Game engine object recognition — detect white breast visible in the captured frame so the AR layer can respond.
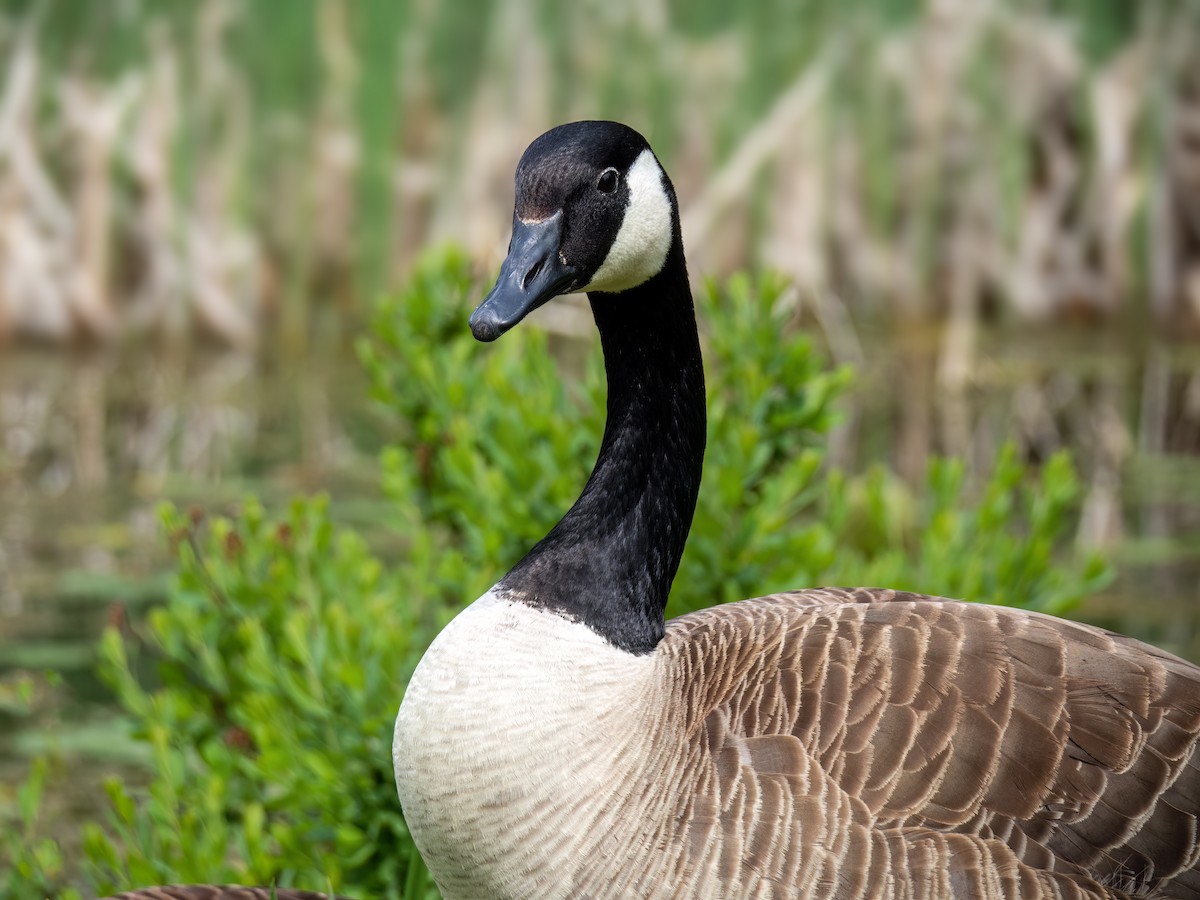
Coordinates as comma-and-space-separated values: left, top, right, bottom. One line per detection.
393, 590, 680, 900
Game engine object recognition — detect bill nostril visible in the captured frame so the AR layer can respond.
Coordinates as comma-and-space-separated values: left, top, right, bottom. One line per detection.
522, 259, 545, 291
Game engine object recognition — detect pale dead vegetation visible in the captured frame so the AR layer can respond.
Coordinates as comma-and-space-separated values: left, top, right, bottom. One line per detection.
0, 0, 1195, 347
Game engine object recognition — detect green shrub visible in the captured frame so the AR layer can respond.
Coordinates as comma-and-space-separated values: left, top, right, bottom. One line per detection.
1, 750, 83, 900
2, 248, 1108, 898
362, 251, 1109, 618
680, 276, 1109, 616
83, 497, 441, 899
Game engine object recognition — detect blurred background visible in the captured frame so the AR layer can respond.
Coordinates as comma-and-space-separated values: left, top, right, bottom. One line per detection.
0, 0, 1198, 889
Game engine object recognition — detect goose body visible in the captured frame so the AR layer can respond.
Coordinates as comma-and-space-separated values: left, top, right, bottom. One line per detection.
393, 121, 1200, 899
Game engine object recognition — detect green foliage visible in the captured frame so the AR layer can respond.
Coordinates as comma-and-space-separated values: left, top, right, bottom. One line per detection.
819, 449, 1111, 614
680, 273, 852, 609
683, 270, 1108, 613
359, 248, 607, 595
1, 672, 82, 900
83, 497, 440, 899
363, 251, 1109, 619
1, 752, 83, 900
3, 249, 1108, 897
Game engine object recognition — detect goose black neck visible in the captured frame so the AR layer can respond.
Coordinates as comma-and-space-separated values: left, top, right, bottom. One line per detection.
499, 243, 705, 654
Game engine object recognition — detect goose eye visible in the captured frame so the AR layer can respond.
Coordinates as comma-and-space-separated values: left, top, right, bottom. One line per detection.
597, 168, 619, 194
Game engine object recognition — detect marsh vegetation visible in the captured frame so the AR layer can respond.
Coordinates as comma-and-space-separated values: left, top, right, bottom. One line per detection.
1, 1, 1198, 896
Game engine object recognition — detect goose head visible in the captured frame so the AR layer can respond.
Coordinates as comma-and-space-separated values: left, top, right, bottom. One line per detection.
470, 120, 679, 342
461, 121, 703, 656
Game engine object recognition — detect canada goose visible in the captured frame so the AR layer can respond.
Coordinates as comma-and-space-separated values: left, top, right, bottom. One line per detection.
392, 121, 1200, 900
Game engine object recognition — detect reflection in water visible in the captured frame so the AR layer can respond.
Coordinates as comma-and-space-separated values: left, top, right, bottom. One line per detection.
0, 346, 378, 727
831, 324, 1200, 660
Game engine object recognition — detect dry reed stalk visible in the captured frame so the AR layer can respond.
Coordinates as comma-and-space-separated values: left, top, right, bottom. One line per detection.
71, 355, 109, 488
0, 27, 72, 340
1179, 373, 1200, 453
1169, 64, 1200, 327
309, 0, 360, 288
125, 25, 186, 340
680, 56, 831, 272
0, 2, 1196, 344
182, 0, 259, 348
1076, 377, 1130, 548
437, 0, 551, 268
60, 74, 138, 340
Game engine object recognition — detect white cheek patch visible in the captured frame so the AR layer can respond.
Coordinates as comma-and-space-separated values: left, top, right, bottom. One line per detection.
581, 149, 672, 294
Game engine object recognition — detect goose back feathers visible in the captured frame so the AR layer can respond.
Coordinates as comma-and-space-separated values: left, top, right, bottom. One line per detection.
396, 585, 1200, 899
388, 119, 1200, 899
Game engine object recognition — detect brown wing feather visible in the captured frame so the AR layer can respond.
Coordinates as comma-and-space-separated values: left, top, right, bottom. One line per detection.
663, 587, 1200, 899
103, 887, 349, 900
